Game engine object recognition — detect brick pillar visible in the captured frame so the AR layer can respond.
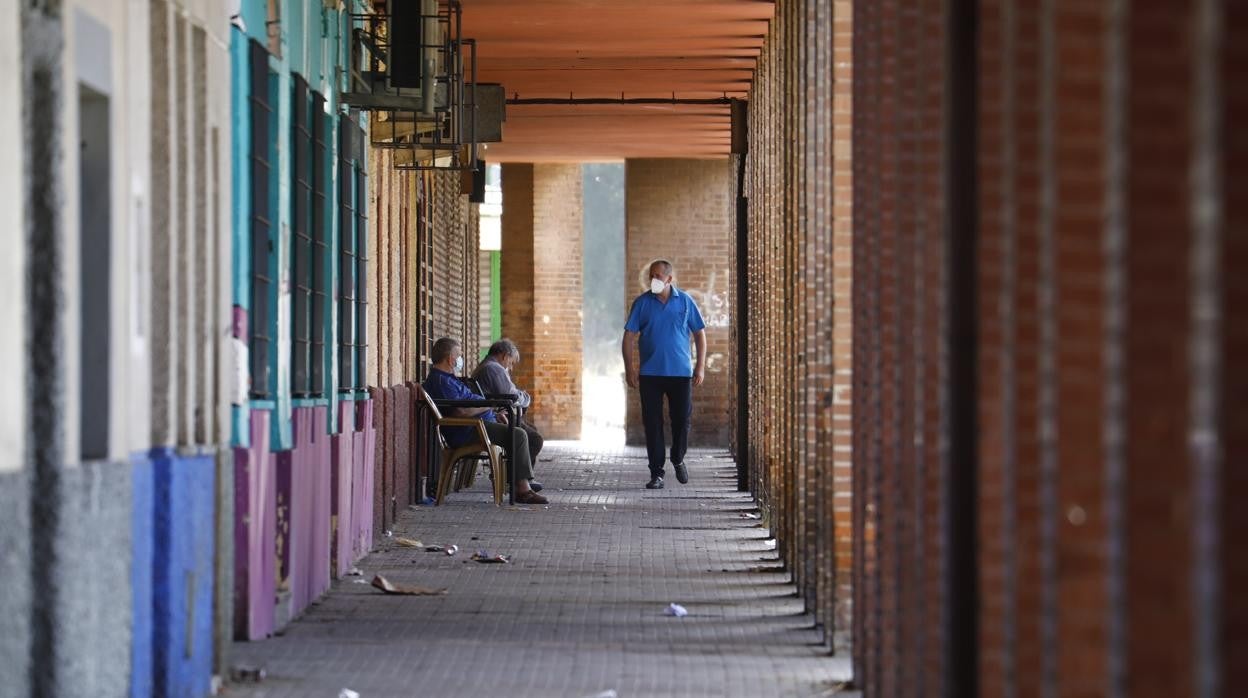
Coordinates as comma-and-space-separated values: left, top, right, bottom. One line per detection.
500, 163, 583, 439
624, 159, 734, 448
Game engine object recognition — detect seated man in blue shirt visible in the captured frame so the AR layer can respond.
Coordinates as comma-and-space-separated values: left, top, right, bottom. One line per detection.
622, 259, 707, 490
422, 337, 548, 505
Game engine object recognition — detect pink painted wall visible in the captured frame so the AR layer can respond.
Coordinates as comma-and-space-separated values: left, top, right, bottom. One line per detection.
331, 401, 355, 577
352, 400, 376, 562
235, 401, 375, 640
330, 399, 377, 575
234, 410, 275, 641
279, 406, 333, 619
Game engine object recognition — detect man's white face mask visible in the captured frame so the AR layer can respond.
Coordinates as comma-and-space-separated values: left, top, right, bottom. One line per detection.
650, 277, 667, 294
454, 355, 465, 374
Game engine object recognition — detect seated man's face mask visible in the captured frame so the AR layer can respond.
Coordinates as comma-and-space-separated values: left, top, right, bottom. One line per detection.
454, 355, 465, 374
650, 277, 667, 294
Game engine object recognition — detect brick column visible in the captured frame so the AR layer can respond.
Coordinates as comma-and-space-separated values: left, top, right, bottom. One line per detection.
500, 163, 583, 439
624, 159, 734, 448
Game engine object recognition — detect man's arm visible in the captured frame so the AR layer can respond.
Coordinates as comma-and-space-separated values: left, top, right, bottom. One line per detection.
622, 330, 640, 389
476, 362, 530, 409
692, 329, 707, 387
437, 379, 495, 418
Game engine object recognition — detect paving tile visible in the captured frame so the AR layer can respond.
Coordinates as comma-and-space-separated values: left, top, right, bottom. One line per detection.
228, 443, 853, 697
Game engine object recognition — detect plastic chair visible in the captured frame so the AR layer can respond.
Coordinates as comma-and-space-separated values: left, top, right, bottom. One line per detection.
416, 385, 505, 505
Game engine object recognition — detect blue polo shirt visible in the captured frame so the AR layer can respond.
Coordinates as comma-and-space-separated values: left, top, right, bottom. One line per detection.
624, 286, 706, 377
422, 368, 496, 447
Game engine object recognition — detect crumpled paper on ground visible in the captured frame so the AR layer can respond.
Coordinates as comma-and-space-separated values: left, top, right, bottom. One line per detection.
370, 574, 447, 596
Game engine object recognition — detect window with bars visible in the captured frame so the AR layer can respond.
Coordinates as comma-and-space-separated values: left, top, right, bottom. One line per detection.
249, 40, 275, 399
311, 98, 329, 393
291, 78, 330, 398
338, 112, 369, 394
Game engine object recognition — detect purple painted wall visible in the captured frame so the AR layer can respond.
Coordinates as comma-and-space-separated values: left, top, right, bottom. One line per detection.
233, 410, 275, 641
234, 401, 375, 640
276, 406, 332, 620
371, 388, 388, 541
331, 401, 356, 577
352, 400, 376, 561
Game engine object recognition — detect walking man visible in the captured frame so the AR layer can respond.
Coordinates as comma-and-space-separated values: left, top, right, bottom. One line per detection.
622, 259, 707, 489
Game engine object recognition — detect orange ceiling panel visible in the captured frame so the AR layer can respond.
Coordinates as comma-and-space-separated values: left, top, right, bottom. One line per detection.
458, 0, 774, 161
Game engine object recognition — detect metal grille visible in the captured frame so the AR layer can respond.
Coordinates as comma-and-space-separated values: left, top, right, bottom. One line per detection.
291, 75, 313, 397
353, 123, 370, 391
417, 173, 435, 376
310, 94, 329, 393
338, 112, 369, 394
338, 113, 357, 392
248, 40, 274, 399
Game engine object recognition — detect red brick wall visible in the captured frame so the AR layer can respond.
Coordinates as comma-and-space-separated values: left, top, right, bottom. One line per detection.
366, 150, 479, 528
368, 161, 479, 389
500, 164, 536, 389
850, 0, 1248, 694
368, 149, 419, 388
830, 0, 855, 646
430, 170, 480, 363
624, 159, 734, 448
1223, 3, 1248, 689
739, 0, 854, 657
851, 0, 986, 692
500, 163, 583, 439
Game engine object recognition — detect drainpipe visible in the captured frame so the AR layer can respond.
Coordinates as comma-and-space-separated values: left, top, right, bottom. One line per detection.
732, 98, 749, 493
23, 2, 65, 696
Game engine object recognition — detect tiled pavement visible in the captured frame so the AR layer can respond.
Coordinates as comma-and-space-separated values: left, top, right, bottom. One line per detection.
227, 443, 854, 698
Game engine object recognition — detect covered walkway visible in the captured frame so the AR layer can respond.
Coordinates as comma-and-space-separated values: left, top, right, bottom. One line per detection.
228, 444, 851, 697
3, 1, 1248, 697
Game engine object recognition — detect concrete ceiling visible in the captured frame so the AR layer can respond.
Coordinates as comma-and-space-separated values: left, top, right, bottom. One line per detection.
459, 0, 774, 162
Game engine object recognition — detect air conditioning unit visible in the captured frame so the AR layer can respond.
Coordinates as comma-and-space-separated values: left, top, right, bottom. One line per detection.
341, 1, 502, 171
387, 0, 439, 115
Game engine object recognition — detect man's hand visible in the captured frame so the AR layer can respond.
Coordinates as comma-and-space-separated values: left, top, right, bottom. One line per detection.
626, 369, 639, 389
495, 410, 509, 424
692, 329, 708, 388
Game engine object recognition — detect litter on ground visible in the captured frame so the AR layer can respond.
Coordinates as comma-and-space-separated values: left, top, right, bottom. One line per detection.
370, 574, 448, 596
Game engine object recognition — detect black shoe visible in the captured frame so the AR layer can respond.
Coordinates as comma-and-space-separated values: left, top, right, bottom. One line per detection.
645, 476, 665, 490
530, 481, 544, 493
673, 462, 688, 484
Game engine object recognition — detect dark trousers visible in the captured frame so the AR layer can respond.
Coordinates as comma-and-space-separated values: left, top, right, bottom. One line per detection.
482, 421, 534, 482
638, 375, 693, 478
518, 418, 544, 465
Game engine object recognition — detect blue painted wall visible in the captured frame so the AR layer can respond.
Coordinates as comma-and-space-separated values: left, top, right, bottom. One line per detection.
151, 448, 216, 698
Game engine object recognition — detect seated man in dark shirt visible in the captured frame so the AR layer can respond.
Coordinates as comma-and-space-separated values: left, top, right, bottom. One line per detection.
422, 337, 548, 505
472, 338, 544, 468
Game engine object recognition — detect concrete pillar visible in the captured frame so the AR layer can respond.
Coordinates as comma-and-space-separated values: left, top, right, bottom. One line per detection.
0, 0, 32, 689
500, 163, 583, 439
